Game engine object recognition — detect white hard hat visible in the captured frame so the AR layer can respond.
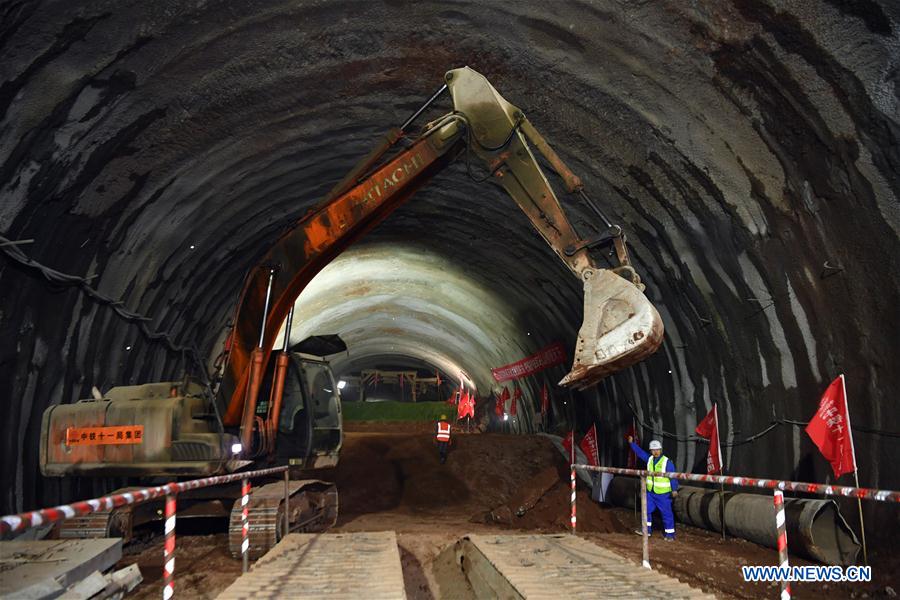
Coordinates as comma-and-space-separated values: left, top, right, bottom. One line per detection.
649, 440, 662, 450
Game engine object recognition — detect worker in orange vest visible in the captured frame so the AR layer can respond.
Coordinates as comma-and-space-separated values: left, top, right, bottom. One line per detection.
435, 414, 452, 464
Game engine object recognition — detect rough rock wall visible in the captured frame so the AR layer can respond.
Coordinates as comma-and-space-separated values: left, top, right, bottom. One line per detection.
0, 0, 897, 543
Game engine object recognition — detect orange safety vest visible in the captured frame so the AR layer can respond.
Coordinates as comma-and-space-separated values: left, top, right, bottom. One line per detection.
436, 421, 451, 442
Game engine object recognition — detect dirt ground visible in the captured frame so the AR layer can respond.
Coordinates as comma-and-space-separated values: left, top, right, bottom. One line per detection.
119, 423, 898, 599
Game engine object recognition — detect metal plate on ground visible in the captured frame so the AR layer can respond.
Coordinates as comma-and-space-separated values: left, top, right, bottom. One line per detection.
0, 538, 123, 599
216, 531, 406, 599
456, 534, 714, 599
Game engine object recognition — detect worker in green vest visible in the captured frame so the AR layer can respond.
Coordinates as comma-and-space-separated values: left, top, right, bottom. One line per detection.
628, 436, 679, 540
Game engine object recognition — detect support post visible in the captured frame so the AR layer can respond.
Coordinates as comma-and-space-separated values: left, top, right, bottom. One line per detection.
163, 491, 176, 600
283, 470, 290, 539
241, 478, 250, 573
853, 471, 868, 565
640, 475, 650, 569
720, 480, 726, 540
841, 373, 868, 565
570, 465, 577, 534
774, 490, 791, 600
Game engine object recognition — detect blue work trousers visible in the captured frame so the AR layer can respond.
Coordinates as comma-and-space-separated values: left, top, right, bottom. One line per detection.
646, 491, 676, 538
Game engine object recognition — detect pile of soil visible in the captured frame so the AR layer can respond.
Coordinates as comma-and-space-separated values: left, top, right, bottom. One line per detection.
321, 430, 563, 519
476, 465, 628, 534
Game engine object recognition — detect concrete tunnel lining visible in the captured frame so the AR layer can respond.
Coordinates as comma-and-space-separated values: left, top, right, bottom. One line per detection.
274, 242, 570, 395
0, 1, 897, 547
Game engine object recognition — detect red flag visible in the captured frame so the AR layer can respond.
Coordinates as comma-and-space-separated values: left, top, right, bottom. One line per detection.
457, 389, 469, 420
806, 375, 856, 478
562, 431, 574, 463
580, 424, 600, 466
466, 393, 476, 418
695, 404, 722, 474
541, 382, 549, 416
511, 387, 521, 416
624, 423, 640, 468
494, 391, 504, 416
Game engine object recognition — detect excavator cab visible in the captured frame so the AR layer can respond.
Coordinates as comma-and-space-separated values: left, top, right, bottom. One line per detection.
274, 353, 342, 469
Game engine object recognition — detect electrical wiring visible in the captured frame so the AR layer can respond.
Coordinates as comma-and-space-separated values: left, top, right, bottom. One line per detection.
0, 234, 222, 431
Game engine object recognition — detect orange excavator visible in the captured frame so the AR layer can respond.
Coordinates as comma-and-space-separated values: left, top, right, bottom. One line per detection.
40, 67, 663, 556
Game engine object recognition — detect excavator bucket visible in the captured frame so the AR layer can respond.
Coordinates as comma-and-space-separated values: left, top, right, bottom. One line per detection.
559, 269, 664, 389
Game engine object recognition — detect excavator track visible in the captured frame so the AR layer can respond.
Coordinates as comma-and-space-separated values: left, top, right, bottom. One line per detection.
58, 487, 147, 542
227, 479, 338, 559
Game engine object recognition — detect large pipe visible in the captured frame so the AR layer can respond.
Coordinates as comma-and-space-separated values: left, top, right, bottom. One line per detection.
606, 478, 860, 566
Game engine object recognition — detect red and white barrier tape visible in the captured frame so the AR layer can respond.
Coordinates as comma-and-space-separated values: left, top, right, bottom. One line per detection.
572, 464, 900, 502
0, 465, 288, 536
570, 467, 577, 533
774, 490, 791, 600
241, 478, 250, 573
163, 493, 176, 600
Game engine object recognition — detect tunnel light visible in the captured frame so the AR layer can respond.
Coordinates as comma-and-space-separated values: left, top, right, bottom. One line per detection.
231, 443, 242, 455
527, 332, 531, 336
503, 414, 509, 421
668, 370, 672, 374
337, 380, 347, 390
125, 346, 132, 351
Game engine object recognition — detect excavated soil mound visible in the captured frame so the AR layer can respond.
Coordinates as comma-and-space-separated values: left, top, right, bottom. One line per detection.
321, 430, 625, 534
477, 465, 628, 533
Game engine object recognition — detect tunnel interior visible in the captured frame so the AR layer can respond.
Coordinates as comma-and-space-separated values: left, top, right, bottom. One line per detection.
1, 0, 898, 541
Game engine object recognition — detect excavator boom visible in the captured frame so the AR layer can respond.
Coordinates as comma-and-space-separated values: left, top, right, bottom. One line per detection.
220, 66, 664, 438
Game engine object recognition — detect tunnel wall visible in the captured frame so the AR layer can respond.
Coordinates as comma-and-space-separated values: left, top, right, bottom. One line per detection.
0, 0, 897, 544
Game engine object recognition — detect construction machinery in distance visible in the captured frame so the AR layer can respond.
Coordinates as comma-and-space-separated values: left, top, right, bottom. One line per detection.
39, 66, 664, 556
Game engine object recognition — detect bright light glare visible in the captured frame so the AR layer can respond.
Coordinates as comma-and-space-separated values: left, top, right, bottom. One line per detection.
503, 414, 509, 421
337, 380, 347, 390
231, 443, 242, 454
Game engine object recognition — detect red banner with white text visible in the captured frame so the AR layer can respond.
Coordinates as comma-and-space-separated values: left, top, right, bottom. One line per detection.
491, 342, 567, 382
806, 374, 856, 478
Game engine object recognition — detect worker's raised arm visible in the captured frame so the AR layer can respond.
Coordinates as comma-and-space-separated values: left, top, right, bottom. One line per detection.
629, 441, 649, 463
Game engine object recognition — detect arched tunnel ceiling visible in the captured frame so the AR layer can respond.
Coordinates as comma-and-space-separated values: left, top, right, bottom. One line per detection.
280, 241, 578, 394
1, 0, 898, 520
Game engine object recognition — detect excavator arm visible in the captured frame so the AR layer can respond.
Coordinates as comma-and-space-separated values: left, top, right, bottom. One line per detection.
219, 67, 664, 452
